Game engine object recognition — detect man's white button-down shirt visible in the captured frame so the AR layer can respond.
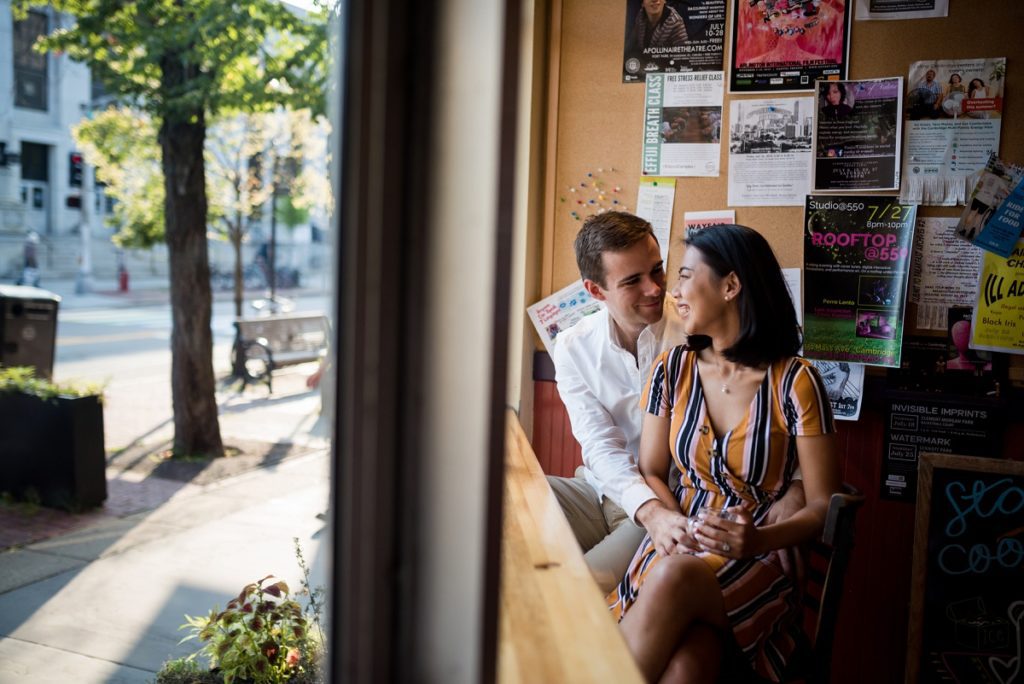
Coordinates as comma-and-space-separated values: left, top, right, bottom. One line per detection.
552, 301, 686, 522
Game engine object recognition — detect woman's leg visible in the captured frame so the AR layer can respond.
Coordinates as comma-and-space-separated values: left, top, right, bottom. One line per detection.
658, 623, 723, 684
619, 554, 728, 682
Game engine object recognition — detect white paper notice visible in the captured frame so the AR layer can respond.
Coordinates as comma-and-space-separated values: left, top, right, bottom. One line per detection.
635, 177, 676, 265
909, 217, 984, 330
728, 97, 814, 206
527, 279, 604, 356
642, 71, 724, 177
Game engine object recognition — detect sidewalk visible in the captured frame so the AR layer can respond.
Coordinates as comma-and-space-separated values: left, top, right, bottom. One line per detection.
0, 367, 331, 682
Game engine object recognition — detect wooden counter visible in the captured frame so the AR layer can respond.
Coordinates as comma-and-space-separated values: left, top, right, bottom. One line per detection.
498, 410, 643, 683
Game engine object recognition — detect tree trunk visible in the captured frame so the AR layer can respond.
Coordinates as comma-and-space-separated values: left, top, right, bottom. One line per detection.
158, 97, 224, 458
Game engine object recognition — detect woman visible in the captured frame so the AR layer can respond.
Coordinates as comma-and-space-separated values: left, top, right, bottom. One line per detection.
628, 0, 688, 54
608, 225, 840, 683
942, 73, 967, 116
820, 81, 852, 118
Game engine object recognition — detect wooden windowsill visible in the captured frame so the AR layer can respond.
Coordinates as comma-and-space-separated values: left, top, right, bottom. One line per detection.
498, 409, 643, 683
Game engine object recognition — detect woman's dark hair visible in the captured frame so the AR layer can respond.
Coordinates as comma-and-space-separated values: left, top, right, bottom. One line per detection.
823, 81, 846, 102
683, 225, 802, 367
969, 78, 985, 91
949, 73, 962, 84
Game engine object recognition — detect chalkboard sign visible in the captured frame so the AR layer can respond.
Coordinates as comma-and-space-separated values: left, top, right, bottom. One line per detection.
907, 453, 1024, 683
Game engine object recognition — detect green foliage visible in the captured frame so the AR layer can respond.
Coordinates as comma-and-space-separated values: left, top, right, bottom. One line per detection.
0, 366, 103, 401
154, 658, 219, 684
14, 0, 328, 124
74, 107, 165, 248
178, 572, 323, 684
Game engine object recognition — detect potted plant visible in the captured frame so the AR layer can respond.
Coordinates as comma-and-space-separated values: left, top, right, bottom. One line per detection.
156, 540, 326, 684
0, 366, 106, 511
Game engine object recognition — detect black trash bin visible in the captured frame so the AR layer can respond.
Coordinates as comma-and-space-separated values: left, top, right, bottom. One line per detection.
0, 284, 61, 379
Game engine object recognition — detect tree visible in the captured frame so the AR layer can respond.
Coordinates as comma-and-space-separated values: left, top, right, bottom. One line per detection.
20, 0, 327, 457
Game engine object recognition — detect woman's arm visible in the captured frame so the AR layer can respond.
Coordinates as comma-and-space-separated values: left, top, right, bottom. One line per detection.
634, 412, 697, 556
692, 432, 841, 558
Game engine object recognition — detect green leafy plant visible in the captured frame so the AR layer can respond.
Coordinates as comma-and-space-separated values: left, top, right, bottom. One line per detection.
168, 540, 325, 684
0, 366, 103, 401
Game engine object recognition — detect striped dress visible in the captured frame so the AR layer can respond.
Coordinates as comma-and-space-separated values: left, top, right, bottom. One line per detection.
607, 347, 836, 681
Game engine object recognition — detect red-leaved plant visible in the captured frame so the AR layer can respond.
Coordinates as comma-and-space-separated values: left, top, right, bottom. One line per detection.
180, 574, 313, 684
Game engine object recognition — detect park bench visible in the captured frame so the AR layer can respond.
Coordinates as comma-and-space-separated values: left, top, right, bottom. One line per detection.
231, 313, 329, 392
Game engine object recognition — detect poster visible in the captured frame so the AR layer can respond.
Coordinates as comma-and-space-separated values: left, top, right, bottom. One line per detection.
683, 209, 734, 237
727, 96, 813, 206
623, 0, 727, 83
957, 154, 1024, 258
910, 217, 983, 331
636, 177, 677, 265
784, 266, 866, 420
900, 58, 1007, 206
970, 238, 1024, 355
729, 0, 851, 93
812, 360, 865, 420
855, 0, 947, 20
642, 71, 724, 177
813, 78, 902, 192
803, 196, 917, 367
527, 279, 604, 356
880, 394, 1001, 501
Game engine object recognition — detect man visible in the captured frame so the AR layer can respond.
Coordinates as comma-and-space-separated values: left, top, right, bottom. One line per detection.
549, 212, 802, 593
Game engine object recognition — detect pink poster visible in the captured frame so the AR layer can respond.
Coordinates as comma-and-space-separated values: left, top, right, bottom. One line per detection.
730, 0, 851, 93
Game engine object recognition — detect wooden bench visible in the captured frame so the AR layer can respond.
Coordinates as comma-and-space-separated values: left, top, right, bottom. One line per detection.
499, 409, 643, 683
231, 313, 329, 392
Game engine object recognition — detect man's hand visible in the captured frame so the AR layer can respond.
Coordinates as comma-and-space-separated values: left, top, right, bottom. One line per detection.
765, 480, 805, 525
635, 500, 699, 557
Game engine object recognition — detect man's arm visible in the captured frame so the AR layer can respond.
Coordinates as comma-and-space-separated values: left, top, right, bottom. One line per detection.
553, 340, 657, 520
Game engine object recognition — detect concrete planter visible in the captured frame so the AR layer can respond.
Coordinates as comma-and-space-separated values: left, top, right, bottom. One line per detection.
0, 392, 106, 510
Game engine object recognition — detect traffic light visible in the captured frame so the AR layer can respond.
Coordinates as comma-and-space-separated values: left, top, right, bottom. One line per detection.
69, 152, 84, 187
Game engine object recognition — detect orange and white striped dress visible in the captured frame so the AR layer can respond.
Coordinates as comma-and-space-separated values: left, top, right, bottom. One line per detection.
607, 347, 835, 681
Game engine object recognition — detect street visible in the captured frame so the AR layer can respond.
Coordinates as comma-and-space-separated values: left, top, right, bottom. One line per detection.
52, 293, 331, 450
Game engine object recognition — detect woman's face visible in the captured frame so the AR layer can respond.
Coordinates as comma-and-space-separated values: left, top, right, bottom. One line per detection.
970, 79, 984, 91
826, 84, 842, 106
671, 246, 730, 336
950, 74, 962, 85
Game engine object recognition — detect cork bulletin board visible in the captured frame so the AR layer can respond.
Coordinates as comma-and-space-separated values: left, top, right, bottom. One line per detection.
539, 0, 1024, 334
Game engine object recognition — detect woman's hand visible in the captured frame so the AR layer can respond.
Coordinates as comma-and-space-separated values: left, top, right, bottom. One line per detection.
639, 503, 701, 557
691, 507, 760, 559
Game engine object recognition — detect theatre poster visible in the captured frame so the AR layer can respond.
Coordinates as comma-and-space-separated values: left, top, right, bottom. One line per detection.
729, 0, 851, 93
970, 238, 1024, 355
900, 58, 1006, 206
802, 196, 917, 367
622, 0, 727, 83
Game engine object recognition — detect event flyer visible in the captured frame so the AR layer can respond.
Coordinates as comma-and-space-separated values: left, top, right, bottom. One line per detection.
970, 238, 1024, 355
909, 217, 983, 331
958, 154, 1024, 258
727, 97, 813, 206
729, 0, 851, 93
880, 393, 1001, 502
527, 279, 603, 356
900, 58, 1006, 206
642, 71, 724, 177
803, 196, 917, 367
622, 0, 727, 83
855, 0, 948, 20
813, 78, 902, 191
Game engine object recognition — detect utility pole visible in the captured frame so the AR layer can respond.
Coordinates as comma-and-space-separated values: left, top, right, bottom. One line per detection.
75, 158, 94, 294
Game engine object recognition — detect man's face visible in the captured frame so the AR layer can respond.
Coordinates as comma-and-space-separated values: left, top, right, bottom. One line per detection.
644, 0, 665, 16
585, 235, 666, 335
925, 70, 936, 82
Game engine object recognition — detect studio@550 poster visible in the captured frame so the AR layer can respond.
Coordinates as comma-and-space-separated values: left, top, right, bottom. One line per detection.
803, 196, 917, 367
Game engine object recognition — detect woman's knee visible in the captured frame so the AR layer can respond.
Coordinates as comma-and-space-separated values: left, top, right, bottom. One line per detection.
645, 555, 718, 596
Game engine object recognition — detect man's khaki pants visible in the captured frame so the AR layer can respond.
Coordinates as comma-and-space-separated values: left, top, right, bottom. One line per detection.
547, 467, 646, 595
